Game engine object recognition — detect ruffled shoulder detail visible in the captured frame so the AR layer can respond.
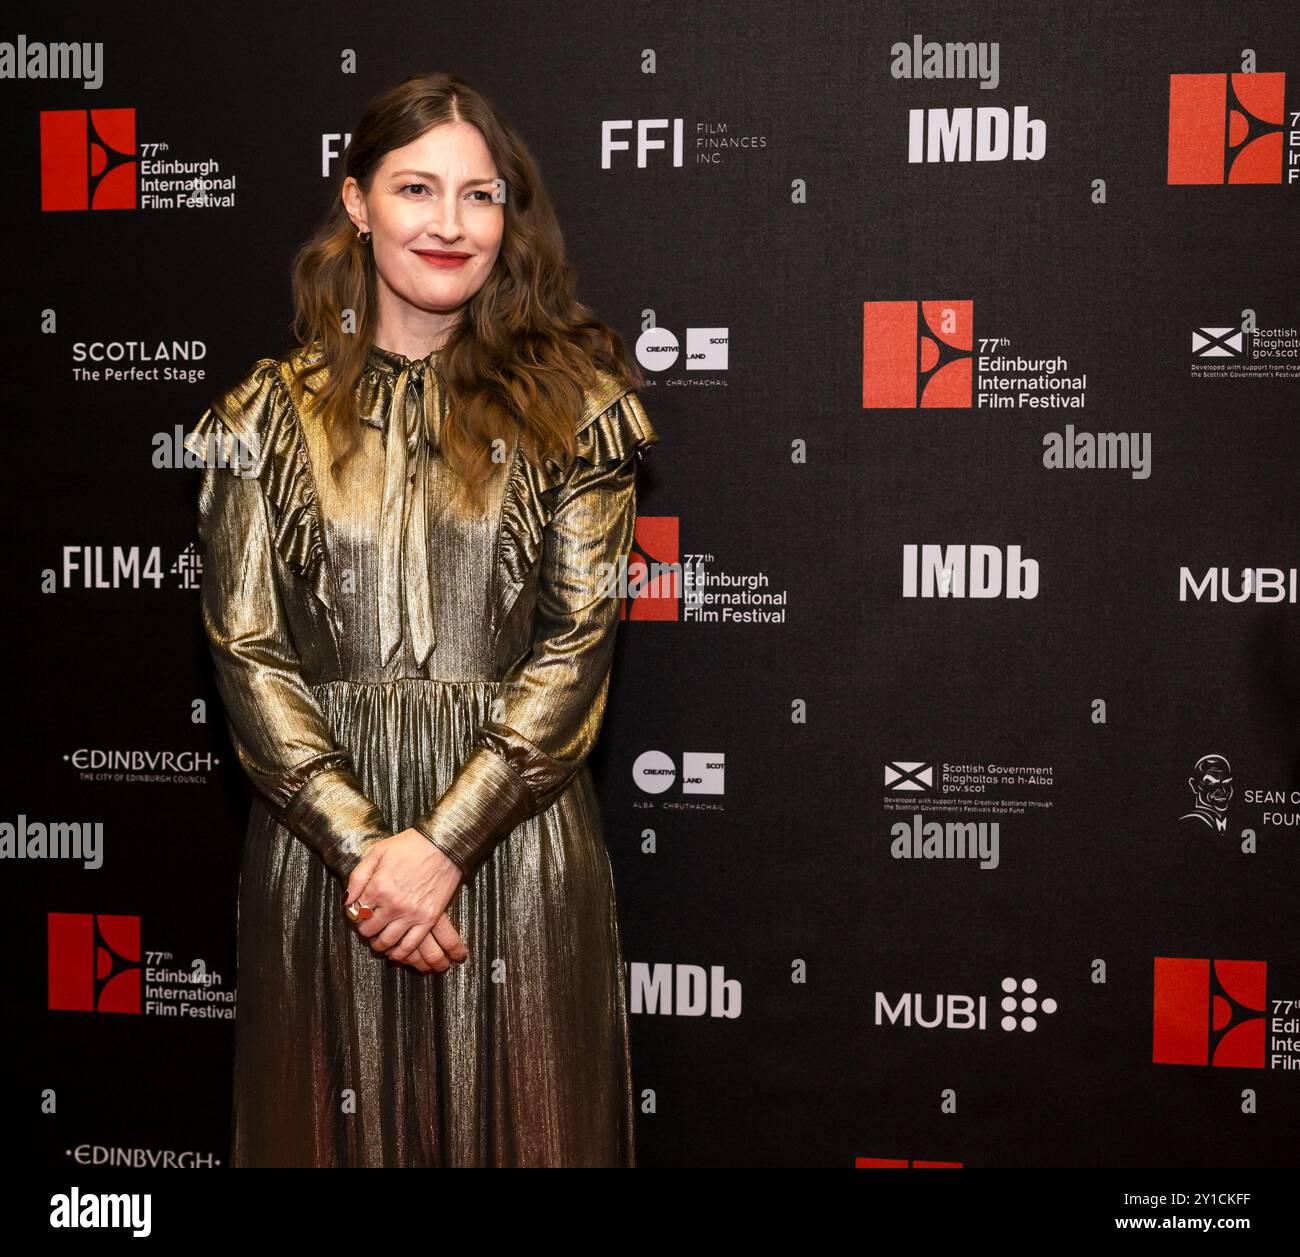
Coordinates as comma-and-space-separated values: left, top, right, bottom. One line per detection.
494, 372, 659, 638
184, 358, 337, 629
540, 373, 661, 478
183, 357, 281, 477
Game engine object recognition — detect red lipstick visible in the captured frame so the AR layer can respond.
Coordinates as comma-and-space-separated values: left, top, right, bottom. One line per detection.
413, 249, 471, 269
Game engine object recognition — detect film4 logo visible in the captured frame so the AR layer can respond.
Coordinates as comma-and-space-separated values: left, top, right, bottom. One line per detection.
48, 912, 141, 1013
1152, 957, 1265, 1068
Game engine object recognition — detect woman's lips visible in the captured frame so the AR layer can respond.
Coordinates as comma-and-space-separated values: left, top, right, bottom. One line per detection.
413, 250, 471, 269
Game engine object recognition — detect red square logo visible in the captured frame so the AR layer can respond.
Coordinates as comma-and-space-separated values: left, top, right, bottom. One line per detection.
1167, 73, 1285, 184
863, 300, 973, 408
40, 108, 137, 210
48, 912, 142, 1013
626, 515, 679, 621
1152, 956, 1266, 1067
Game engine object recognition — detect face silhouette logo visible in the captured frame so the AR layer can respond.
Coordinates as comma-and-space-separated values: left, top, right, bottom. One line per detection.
1179, 753, 1232, 833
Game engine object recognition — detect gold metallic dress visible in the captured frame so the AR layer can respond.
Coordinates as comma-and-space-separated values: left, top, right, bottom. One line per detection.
183, 340, 658, 1167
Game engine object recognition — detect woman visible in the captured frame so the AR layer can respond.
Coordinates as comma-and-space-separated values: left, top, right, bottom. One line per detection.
184, 71, 658, 1167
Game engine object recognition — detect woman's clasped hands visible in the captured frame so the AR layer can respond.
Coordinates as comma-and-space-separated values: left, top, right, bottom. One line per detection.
343, 829, 468, 974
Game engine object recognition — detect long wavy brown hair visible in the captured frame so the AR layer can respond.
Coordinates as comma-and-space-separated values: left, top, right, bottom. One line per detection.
283, 71, 642, 500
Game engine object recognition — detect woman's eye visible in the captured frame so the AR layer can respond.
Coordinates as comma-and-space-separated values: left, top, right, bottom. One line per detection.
397, 184, 496, 201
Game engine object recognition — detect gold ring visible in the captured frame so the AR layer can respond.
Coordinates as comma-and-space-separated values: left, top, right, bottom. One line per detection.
345, 901, 375, 923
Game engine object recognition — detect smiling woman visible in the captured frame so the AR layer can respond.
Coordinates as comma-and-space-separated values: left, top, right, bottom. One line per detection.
344, 137, 506, 321
186, 70, 658, 1168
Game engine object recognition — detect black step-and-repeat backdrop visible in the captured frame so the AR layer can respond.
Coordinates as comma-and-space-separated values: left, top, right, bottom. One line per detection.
10, 1, 1300, 1170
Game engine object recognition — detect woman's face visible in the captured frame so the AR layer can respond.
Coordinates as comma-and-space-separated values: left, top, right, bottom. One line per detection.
344, 121, 505, 331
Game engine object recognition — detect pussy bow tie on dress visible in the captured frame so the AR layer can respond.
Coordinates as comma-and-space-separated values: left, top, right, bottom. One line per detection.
357, 356, 442, 670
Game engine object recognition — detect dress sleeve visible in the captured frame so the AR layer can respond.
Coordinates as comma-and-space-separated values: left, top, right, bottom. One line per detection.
191, 367, 394, 882
411, 388, 659, 878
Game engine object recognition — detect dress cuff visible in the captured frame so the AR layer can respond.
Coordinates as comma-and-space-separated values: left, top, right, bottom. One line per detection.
284, 766, 393, 881
411, 746, 536, 878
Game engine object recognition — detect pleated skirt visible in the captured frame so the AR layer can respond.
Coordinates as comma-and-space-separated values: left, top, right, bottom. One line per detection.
228, 677, 637, 1168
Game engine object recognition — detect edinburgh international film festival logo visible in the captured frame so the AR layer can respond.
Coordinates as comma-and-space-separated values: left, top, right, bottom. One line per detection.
625, 515, 680, 622
1152, 958, 1269, 1069
1153, 954, 1300, 1072
1166, 64, 1295, 186
861, 299, 1090, 416
48, 913, 140, 1013
40, 107, 238, 211
47, 911, 234, 1020
626, 512, 793, 628
863, 299, 973, 407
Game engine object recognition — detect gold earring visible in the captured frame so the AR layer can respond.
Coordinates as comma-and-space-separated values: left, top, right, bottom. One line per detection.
357, 228, 372, 244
